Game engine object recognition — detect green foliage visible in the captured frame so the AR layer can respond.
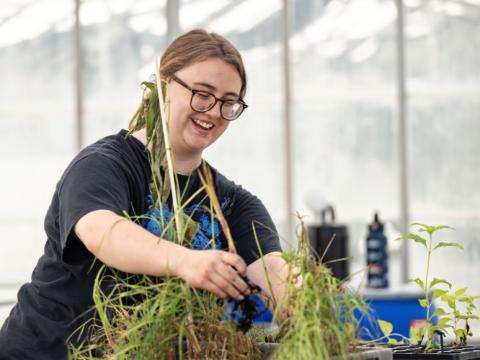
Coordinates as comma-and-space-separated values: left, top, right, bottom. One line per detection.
441, 288, 480, 345
69, 80, 395, 359
429, 278, 452, 289
433, 242, 464, 251
378, 320, 393, 337
397, 233, 427, 248
271, 217, 368, 359
69, 80, 259, 359
397, 222, 480, 350
397, 222, 456, 350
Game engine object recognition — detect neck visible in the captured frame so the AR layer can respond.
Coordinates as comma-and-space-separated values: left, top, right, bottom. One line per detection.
130, 127, 202, 175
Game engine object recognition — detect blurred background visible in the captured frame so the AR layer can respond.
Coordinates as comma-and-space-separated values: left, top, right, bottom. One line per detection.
1, 0, 479, 338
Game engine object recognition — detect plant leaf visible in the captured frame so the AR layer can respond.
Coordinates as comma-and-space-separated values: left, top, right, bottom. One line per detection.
388, 338, 401, 345
432, 289, 449, 301
409, 277, 426, 291
455, 287, 468, 296
437, 317, 451, 327
433, 242, 464, 251
378, 319, 393, 336
446, 297, 456, 309
410, 222, 430, 230
432, 307, 448, 317
430, 278, 452, 289
432, 225, 453, 232
419, 298, 428, 308
397, 234, 427, 247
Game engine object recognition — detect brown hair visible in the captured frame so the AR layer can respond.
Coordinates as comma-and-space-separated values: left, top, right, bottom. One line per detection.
129, 29, 247, 130
160, 29, 247, 98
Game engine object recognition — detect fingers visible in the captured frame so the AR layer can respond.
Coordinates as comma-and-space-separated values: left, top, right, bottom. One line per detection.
205, 280, 228, 299
224, 265, 250, 295
221, 252, 247, 275
209, 272, 244, 301
213, 261, 250, 299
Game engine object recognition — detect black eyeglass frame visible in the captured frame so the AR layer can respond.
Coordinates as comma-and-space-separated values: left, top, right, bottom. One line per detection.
170, 74, 248, 121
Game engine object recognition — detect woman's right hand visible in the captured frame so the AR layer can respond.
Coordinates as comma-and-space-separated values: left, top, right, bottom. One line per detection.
176, 249, 251, 301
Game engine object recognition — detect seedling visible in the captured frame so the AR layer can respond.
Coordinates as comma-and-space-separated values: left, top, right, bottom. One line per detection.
397, 222, 463, 350
441, 287, 480, 345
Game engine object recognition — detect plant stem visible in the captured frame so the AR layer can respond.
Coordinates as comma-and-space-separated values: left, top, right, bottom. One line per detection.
424, 232, 433, 336
154, 57, 183, 239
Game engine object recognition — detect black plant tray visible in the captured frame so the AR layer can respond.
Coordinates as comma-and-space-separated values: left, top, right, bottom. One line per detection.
259, 343, 393, 359
391, 345, 480, 360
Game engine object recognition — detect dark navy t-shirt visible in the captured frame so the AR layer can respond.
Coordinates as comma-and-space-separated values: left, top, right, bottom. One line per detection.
0, 129, 281, 359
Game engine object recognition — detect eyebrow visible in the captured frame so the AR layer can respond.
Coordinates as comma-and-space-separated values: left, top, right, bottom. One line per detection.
193, 81, 240, 98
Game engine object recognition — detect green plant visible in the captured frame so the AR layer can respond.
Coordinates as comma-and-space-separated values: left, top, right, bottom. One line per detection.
397, 222, 463, 350
441, 287, 480, 345
268, 215, 371, 359
69, 74, 387, 359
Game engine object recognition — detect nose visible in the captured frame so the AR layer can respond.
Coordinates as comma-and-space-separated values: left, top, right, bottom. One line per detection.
205, 100, 223, 120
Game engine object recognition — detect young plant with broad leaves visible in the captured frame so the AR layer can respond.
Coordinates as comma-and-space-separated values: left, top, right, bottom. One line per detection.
441, 287, 480, 345
397, 222, 464, 350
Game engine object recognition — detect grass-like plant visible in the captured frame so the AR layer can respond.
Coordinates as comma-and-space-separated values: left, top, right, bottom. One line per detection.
264, 215, 371, 359
68, 64, 385, 358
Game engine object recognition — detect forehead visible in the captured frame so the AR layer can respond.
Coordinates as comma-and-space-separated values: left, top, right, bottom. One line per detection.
176, 58, 242, 95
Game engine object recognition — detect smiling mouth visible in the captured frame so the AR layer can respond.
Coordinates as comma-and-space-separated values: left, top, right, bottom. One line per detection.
191, 118, 214, 131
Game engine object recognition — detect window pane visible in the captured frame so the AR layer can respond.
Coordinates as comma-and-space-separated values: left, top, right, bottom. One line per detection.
81, 0, 167, 145
291, 0, 399, 279
0, 0, 75, 285
406, 1, 480, 303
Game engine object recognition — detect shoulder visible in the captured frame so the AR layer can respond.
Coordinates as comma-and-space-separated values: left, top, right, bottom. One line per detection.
60, 130, 150, 183
207, 163, 266, 216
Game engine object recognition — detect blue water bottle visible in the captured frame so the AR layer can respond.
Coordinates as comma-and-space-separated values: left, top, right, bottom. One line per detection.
366, 213, 389, 288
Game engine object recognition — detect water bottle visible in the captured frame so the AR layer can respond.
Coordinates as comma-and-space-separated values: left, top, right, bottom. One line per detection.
366, 213, 389, 288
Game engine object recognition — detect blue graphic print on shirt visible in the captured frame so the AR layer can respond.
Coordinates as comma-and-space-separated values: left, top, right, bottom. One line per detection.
140, 194, 230, 250
140, 195, 273, 323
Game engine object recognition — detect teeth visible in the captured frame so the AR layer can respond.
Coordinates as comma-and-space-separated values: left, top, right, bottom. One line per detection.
192, 118, 214, 130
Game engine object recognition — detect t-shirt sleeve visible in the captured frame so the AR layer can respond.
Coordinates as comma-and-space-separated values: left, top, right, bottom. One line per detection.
57, 153, 131, 250
227, 188, 282, 266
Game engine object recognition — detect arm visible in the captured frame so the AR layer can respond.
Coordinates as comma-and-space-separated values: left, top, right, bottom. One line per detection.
75, 209, 250, 300
246, 251, 289, 311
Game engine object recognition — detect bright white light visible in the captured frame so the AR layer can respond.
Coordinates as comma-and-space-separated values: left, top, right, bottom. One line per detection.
207, 0, 282, 33
317, 40, 347, 58
104, 0, 135, 15
405, 12, 432, 38
128, 13, 156, 32
291, 0, 396, 56
404, 0, 421, 7
80, 1, 111, 26
0, 0, 73, 48
349, 38, 379, 63
131, 0, 165, 15
181, 0, 230, 29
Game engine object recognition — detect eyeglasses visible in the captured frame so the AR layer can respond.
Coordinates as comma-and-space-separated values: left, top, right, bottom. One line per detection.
170, 74, 248, 121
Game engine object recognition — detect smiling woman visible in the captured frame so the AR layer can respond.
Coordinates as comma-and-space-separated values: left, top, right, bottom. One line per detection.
0, 29, 285, 359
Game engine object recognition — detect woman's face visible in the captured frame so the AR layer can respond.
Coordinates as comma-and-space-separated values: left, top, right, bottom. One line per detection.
167, 58, 243, 158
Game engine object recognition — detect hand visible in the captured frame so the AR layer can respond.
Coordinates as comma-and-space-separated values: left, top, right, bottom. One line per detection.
177, 249, 251, 300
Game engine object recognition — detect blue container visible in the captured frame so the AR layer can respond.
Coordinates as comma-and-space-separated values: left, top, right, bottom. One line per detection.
357, 287, 434, 341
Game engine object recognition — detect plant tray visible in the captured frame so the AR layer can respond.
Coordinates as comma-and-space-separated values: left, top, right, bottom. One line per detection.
390, 345, 480, 360
259, 343, 393, 359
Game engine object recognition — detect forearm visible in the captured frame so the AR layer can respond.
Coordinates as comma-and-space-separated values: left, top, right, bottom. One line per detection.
246, 252, 289, 310
75, 209, 188, 277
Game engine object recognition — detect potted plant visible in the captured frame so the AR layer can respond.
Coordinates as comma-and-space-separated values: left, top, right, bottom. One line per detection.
68, 73, 393, 359
382, 222, 480, 359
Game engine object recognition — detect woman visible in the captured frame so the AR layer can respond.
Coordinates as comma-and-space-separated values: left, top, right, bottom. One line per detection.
0, 29, 287, 359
